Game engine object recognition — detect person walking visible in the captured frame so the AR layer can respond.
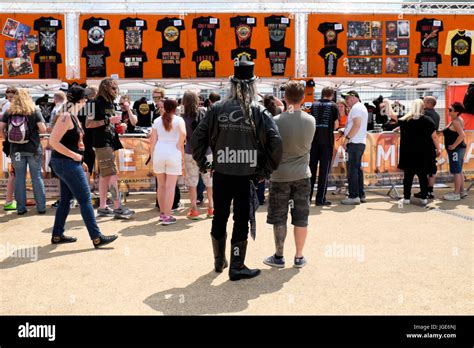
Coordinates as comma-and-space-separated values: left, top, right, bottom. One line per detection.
49, 86, 118, 247
150, 99, 186, 225
263, 80, 315, 269
192, 60, 282, 281
0, 88, 46, 215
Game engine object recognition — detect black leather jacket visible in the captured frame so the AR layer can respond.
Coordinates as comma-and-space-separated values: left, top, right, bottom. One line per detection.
191, 99, 283, 178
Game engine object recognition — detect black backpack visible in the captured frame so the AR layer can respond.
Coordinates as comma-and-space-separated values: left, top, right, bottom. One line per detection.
463, 83, 474, 114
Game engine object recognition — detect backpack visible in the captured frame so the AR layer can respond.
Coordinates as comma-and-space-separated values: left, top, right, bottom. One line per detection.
463, 83, 474, 114
7, 114, 31, 144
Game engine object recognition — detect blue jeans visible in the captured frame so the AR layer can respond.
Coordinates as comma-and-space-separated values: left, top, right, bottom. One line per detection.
51, 157, 101, 240
11, 151, 46, 213
346, 143, 366, 199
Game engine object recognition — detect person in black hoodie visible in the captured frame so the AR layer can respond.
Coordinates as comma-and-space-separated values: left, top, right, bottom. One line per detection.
191, 60, 283, 281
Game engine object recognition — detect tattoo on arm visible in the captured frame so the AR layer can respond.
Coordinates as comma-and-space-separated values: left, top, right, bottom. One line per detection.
273, 225, 287, 257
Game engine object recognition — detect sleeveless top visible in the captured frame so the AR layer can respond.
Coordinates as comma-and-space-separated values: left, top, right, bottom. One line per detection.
52, 114, 84, 159
443, 122, 466, 149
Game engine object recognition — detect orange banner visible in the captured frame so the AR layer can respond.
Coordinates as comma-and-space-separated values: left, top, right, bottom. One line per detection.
79, 13, 295, 79
308, 14, 474, 78
0, 14, 66, 80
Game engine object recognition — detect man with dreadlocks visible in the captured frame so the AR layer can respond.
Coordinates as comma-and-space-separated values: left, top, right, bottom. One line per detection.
86, 78, 135, 219
192, 60, 283, 281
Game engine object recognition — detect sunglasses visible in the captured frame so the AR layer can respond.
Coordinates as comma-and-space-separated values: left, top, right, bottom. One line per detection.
111, 86, 118, 91
153, 95, 163, 99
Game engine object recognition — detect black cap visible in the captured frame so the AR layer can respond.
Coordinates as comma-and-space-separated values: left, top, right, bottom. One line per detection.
67, 86, 86, 104
231, 59, 256, 82
341, 90, 360, 99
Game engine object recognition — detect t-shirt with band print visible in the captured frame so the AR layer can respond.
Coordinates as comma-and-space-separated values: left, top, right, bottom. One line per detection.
231, 47, 257, 62
265, 47, 291, 76
230, 16, 256, 48
192, 50, 219, 77
264, 15, 290, 48
416, 18, 444, 54
119, 17, 148, 51
120, 50, 148, 78
318, 46, 343, 76
156, 17, 185, 49
157, 46, 186, 78
82, 17, 111, 78
192, 16, 219, 50
318, 22, 344, 47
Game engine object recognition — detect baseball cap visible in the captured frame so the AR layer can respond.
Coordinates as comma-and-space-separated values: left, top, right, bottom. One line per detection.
341, 90, 360, 99
59, 82, 69, 92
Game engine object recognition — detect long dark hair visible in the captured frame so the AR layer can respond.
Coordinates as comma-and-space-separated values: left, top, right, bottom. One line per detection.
182, 90, 199, 119
450, 102, 465, 115
97, 78, 117, 102
162, 99, 178, 132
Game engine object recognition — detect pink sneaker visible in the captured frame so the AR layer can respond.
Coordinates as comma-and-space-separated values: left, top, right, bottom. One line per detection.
159, 212, 165, 222
162, 215, 177, 226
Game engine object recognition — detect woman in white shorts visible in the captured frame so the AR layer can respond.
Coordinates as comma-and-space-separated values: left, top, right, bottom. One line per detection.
182, 90, 214, 220
150, 99, 186, 225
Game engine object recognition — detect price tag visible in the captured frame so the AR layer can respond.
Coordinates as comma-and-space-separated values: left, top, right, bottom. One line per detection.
210, 18, 218, 24
174, 20, 182, 26
335, 23, 343, 30
111, 74, 119, 80
247, 18, 255, 25
99, 20, 108, 26
281, 18, 289, 24
50, 20, 58, 27
400, 49, 408, 55
433, 20, 441, 27
304, 102, 313, 108
466, 31, 472, 37
136, 20, 144, 27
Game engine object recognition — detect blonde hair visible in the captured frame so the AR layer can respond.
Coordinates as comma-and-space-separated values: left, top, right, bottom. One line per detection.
399, 99, 424, 122
53, 91, 66, 102
381, 99, 396, 119
8, 88, 36, 115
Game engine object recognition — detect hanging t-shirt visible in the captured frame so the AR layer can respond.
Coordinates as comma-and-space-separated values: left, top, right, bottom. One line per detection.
33, 52, 62, 78
318, 46, 344, 76
133, 99, 155, 127
34, 16, 62, 54
82, 46, 110, 77
415, 52, 442, 77
192, 16, 219, 50
120, 50, 148, 78
119, 17, 148, 51
445, 30, 473, 66
231, 47, 257, 62
156, 17, 185, 49
82, 17, 110, 48
192, 50, 219, 77
265, 47, 291, 76
318, 22, 344, 47
230, 16, 256, 48
264, 15, 290, 48
157, 46, 185, 78
416, 18, 444, 53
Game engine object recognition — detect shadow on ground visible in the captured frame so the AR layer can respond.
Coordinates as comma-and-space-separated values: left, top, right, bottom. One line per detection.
143, 268, 299, 315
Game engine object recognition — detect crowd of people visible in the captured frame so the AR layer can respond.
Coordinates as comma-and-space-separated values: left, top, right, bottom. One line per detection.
0, 59, 469, 279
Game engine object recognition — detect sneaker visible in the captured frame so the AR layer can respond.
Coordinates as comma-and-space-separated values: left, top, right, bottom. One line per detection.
460, 192, 468, 199
114, 206, 135, 219
360, 196, 367, 203
341, 197, 360, 205
51, 200, 60, 208
159, 212, 165, 221
207, 208, 214, 218
443, 193, 461, 201
420, 199, 428, 206
263, 254, 285, 268
427, 192, 435, 199
315, 200, 331, 206
401, 199, 410, 205
51, 235, 77, 244
17, 209, 27, 215
69, 199, 78, 208
293, 256, 307, 268
415, 192, 434, 199
172, 201, 184, 212
187, 208, 200, 220
93, 234, 118, 248
162, 215, 177, 225
3, 202, 16, 211
97, 206, 114, 217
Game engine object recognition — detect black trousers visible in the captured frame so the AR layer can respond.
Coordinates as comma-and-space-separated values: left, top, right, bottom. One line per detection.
309, 144, 333, 203
211, 172, 253, 244
403, 169, 428, 199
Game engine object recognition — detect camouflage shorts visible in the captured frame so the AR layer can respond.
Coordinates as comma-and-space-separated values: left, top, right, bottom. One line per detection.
267, 178, 311, 227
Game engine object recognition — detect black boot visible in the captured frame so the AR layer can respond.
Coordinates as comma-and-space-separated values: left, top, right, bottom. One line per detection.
229, 240, 261, 281
211, 234, 228, 273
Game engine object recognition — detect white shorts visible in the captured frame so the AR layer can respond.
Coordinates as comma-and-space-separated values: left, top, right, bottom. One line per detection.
153, 150, 182, 176
184, 153, 213, 187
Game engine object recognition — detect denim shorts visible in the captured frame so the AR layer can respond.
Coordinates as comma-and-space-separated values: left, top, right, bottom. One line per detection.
447, 147, 466, 174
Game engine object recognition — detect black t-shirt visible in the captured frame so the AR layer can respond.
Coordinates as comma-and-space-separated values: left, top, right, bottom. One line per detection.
91, 96, 123, 150
318, 46, 343, 76
122, 109, 138, 133
310, 99, 339, 145
33, 52, 62, 78
120, 50, 148, 78
132, 99, 155, 127
415, 52, 442, 77
265, 47, 291, 76
192, 16, 219, 50
1, 109, 45, 155
156, 17, 185, 49
450, 31, 472, 66
157, 46, 185, 78
82, 46, 110, 78
34, 16, 62, 54
230, 16, 256, 47
318, 22, 344, 47
264, 15, 290, 47
192, 50, 219, 77
82, 17, 110, 48
416, 18, 444, 53
424, 108, 440, 130
119, 17, 148, 51
231, 47, 257, 62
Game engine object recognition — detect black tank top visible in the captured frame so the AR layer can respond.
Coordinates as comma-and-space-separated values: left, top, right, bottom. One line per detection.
52, 114, 83, 159
443, 124, 466, 149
